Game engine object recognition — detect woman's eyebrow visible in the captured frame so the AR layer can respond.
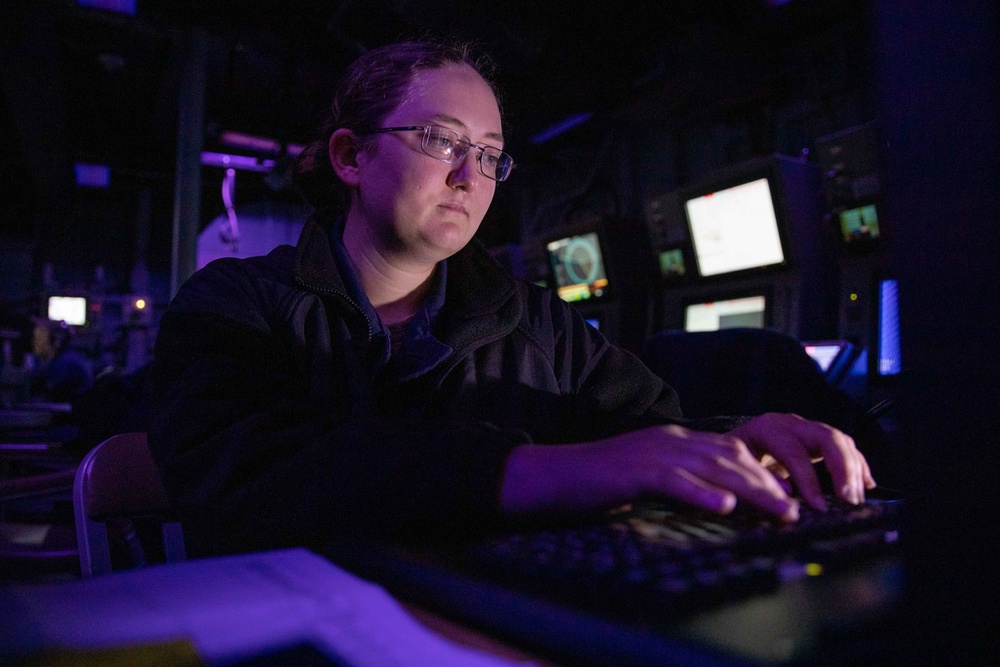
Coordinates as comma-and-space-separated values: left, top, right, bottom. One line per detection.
430, 113, 504, 144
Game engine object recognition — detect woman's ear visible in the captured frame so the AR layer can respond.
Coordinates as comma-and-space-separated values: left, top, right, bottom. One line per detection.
329, 128, 361, 187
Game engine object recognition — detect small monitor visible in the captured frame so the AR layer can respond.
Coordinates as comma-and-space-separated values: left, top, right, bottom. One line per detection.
657, 248, 686, 279
684, 295, 767, 332
546, 232, 609, 303
838, 203, 881, 243
685, 177, 786, 277
47, 296, 87, 326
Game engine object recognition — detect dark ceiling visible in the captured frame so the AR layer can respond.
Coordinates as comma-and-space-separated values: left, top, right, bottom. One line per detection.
0, 0, 867, 281
2, 1, 862, 173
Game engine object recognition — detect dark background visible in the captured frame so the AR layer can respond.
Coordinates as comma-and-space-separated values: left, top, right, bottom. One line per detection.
1, 0, 876, 296
0, 1, 997, 661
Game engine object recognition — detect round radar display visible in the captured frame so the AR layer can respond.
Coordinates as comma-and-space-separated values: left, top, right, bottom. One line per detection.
563, 236, 601, 285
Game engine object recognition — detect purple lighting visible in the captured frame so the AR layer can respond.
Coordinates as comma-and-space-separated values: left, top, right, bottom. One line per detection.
218, 131, 305, 157
75, 163, 111, 188
530, 112, 593, 144
201, 152, 276, 173
75, 0, 137, 15
219, 131, 281, 153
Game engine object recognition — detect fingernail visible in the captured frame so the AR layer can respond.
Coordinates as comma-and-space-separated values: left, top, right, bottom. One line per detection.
812, 494, 828, 512
783, 499, 800, 522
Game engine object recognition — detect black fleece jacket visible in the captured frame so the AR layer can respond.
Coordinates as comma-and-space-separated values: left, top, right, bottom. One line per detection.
150, 208, 733, 556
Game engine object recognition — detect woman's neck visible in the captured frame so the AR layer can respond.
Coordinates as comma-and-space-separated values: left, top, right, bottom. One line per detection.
342, 218, 436, 326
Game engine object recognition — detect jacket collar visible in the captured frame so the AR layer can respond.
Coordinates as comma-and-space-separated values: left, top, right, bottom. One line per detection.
293, 207, 350, 297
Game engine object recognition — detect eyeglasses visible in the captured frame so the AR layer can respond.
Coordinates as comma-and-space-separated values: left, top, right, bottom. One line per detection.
357, 125, 515, 182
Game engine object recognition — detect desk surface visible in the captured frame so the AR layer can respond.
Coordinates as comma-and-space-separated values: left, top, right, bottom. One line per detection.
0, 548, 546, 667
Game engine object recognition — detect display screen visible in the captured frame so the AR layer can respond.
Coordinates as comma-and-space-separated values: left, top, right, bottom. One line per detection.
801, 339, 858, 383
47, 296, 87, 326
657, 248, 686, 278
802, 341, 852, 373
877, 279, 901, 376
685, 178, 785, 277
838, 203, 880, 243
684, 295, 767, 332
547, 232, 609, 303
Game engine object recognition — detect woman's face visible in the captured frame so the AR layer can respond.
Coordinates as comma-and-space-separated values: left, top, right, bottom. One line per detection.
346, 63, 503, 268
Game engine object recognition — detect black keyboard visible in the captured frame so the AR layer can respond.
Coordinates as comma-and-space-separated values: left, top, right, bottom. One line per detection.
326, 493, 904, 666
456, 495, 903, 623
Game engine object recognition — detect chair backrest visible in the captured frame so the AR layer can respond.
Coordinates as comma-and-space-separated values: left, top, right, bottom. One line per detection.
642, 328, 898, 486
73, 432, 186, 576
643, 328, 838, 419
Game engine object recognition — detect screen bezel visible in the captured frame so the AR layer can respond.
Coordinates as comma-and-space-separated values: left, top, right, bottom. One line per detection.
680, 169, 792, 281
681, 290, 771, 333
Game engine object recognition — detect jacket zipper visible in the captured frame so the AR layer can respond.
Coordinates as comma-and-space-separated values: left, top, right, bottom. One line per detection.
294, 275, 375, 342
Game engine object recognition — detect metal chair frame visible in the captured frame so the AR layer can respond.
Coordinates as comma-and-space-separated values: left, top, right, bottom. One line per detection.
72, 432, 186, 576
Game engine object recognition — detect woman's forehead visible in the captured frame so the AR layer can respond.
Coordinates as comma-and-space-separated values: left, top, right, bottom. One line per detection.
391, 64, 503, 137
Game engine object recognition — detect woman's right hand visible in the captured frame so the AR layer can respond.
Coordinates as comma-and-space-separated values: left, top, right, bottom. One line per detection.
500, 423, 800, 521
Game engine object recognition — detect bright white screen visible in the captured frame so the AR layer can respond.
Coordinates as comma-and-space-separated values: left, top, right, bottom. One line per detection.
685, 178, 785, 277
48, 296, 87, 326
803, 344, 843, 372
684, 296, 766, 332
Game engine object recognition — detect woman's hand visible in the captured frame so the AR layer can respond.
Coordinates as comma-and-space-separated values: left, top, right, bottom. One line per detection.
500, 415, 876, 521
727, 412, 876, 511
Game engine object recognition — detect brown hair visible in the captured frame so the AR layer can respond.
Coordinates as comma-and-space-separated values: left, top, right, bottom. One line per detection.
293, 40, 502, 210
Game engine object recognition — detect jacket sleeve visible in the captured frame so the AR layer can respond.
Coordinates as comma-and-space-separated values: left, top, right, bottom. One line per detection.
150, 265, 523, 556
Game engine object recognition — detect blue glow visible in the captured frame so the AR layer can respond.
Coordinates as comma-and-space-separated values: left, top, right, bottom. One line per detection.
878, 279, 902, 375
75, 0, 137, 15
75, 163, 111, 188
531, 112, 593, 144
201, 152, 276, 173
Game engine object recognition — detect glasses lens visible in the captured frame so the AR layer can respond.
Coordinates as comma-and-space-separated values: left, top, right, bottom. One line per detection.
423, 126, 461, 160
480, 148, 513, 182
423, 125, 514, 182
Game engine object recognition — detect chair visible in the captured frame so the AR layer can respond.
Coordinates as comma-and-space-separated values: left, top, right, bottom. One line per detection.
73, 432, 186, 576
642, 327, 898, 487
0, 442, 81, 580
643, 328, 850, 420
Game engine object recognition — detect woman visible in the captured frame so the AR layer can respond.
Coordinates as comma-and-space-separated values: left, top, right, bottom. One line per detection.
150, 41, 874, 556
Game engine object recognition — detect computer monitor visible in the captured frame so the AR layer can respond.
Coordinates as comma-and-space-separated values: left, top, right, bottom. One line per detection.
546, 231, 609, 303
684, 294, 767, 332
803, 341, 849, 373
684, 177, 787, 278
656, 248, 686, 279
802, 339, 860, 386
838, 203, 881, 244
47, 296, 87, 326
647, 156, 827, 339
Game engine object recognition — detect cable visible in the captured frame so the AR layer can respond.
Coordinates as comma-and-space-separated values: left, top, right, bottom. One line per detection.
220, 167, 240, 252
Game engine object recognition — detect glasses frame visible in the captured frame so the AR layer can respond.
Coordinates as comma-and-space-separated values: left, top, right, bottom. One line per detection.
356, 125, 515, 182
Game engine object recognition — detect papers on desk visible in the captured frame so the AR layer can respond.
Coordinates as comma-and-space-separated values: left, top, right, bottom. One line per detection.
0, 548, 527, 667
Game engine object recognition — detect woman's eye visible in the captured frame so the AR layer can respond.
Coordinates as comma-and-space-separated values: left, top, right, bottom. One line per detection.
429, 135, 454, 150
